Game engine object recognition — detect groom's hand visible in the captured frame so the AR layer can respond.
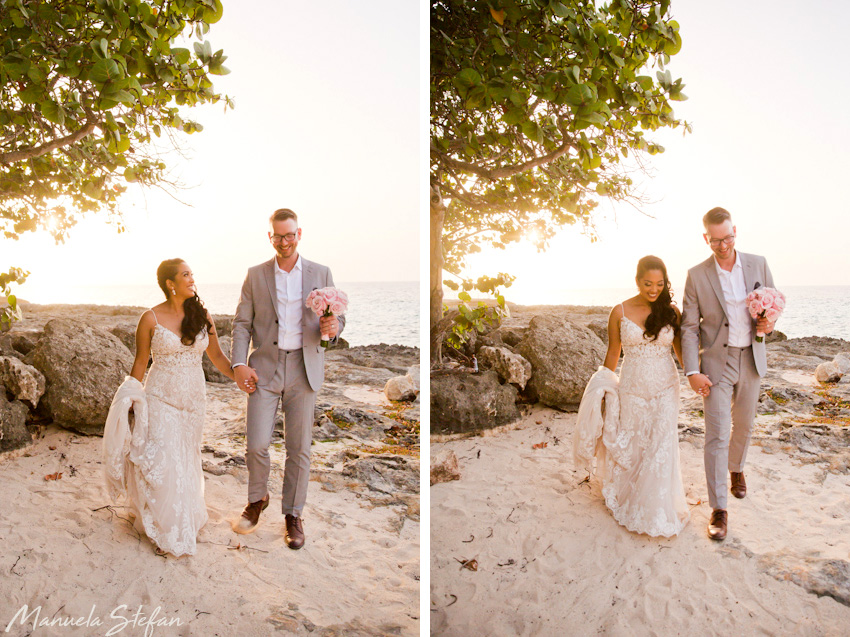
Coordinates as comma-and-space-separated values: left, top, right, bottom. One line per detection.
320, 315, 339, 338
235, 366, 258, 394
688, 373, 712, 398
756, 317, 774, 334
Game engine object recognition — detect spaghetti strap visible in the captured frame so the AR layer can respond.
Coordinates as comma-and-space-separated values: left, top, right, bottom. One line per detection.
150, 308, 159, 324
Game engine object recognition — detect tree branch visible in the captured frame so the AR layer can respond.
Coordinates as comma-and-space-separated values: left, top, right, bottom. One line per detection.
0, 115, 99, 165
433, 138, 574, 181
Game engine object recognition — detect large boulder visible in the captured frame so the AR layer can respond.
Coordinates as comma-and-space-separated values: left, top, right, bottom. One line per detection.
0, 390, 31, 453
477, 345, 532, 389
203, 335, 234, 383
815, 361, 843, 384
30, 319, 134, 435
430, 370, 520, 434
384, 375, 418, 401
518, 315, 606, 411
0, 356, 46, 408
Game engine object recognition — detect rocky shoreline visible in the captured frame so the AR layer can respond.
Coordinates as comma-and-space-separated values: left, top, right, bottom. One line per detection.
1, 302, 421, 516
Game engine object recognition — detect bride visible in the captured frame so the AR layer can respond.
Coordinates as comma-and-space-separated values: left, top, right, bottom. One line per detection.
103, 259, 246, 556
574, 255, 690, 537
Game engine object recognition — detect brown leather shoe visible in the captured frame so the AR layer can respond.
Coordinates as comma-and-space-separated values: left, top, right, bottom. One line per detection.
708, 509, 728, 541
284, 514, 305, 550
730, 472, 747, 499
234, 494, 269, 534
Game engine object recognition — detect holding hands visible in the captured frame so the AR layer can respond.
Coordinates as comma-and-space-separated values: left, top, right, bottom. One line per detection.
689, 373, 712, 398
235, 365, 258, 394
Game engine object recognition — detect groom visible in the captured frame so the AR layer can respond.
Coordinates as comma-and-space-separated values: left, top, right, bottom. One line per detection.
681, 207, 775, 541
230, 208, 344, 549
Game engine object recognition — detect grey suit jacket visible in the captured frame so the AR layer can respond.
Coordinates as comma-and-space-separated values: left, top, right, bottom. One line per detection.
681, 251, 774, 382
230, 256, 345, 391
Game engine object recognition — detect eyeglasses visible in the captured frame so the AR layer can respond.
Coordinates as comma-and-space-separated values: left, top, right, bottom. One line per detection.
271, 233, 297, 244
707, 234, 735, 247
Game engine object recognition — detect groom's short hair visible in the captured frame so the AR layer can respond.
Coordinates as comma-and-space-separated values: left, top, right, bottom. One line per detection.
703, 207, 732, 228
270, 208, 298, 224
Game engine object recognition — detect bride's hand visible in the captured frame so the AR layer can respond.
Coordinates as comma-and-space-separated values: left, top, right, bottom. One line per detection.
688, 373, 712, 398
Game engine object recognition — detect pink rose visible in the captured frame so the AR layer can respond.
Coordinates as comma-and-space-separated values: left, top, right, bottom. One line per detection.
322, 287, 339, 304
765, 308, 781, 322
309, 294, 327, 315
330, 300, 346, 315
747, 300, 761, 318
337, 290, 349, 305
759, 290, 776, 311
773, 294, 786, 312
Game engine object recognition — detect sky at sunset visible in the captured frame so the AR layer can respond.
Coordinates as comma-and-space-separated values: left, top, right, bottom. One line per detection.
460, 0, 850, 303
3, 1, 419, 302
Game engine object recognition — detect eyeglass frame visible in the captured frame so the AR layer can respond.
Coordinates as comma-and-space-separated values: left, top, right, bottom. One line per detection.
705, 233, 735, 247
270, 232, 298, 244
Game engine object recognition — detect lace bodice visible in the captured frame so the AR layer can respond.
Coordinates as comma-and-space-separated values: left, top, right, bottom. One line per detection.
151, 324, 208, 367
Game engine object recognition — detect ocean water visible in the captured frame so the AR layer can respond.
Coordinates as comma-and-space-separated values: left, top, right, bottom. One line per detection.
20, 281, 419, 348
508, 285, 850, 341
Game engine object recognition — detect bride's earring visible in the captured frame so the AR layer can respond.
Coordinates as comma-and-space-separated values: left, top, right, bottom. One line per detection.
171, 288, 176, 296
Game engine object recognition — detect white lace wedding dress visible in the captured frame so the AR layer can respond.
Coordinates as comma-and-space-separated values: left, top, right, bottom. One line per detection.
598, 316, 689, 537
107, 318, 209, 556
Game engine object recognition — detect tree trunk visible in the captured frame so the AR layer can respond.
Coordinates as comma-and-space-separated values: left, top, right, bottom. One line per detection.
430, 184, 445, 365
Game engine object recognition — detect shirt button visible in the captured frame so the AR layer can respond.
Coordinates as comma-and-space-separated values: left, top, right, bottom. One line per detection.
723, 344, 727, 347
275, 319, 279, 324
725, 323, 729, 327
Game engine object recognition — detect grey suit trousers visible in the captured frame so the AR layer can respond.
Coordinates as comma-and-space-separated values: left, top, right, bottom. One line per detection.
703, 345, 761, 510
246, 349, 316, 516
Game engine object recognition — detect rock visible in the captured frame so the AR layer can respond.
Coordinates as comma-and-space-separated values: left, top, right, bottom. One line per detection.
0, 356, 46, 408
212, 314, 232, 337
430, 448, 461, 485
759, 555, 850, 607
815, 361, 843, 383
834, 352, 850, 374
30, 319, 134, 435
384, 375, 418, 401
313, 413, 343, 440
477, 345, 532, 389
406, 365, 420, 391
489, 325, 527, 348
309, 405, 398, 440
331, 344, 418, 375
0, 390, 31, 452
764, 330, 787, 343
341, 454, 420, 495
517, 316, 606, 411
109, 324, 137, 352
203, 335, 234, 383
327, 337, 350, 350
430, 370, 520, 434
585, 319, 609, 344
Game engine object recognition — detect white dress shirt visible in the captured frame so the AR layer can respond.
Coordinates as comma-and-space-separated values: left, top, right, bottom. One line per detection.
274, 255, 303, 350
715, 253, 752, 348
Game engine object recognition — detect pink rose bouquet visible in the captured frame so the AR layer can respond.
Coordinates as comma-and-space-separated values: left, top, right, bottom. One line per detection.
305, 287, 349, 347
746, 286, 785, 343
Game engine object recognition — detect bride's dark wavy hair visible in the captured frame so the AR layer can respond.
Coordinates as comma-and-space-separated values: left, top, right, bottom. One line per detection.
636, 255, 679, 342
156, 258, 212, 346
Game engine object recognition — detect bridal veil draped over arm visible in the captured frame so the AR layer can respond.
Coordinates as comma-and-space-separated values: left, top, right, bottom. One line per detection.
573, 366, 625, 472
102, 376, 149, 499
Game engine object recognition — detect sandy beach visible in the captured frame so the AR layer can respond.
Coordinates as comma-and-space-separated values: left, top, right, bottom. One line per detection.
0, 306, 420, 636
430, 305, 850, 636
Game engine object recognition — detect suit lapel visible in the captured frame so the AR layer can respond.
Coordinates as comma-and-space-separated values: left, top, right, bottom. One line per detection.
702, 256, 728, 320
263, 258, 280, 319
301, 257, 314, 327
739, 252, 756, 292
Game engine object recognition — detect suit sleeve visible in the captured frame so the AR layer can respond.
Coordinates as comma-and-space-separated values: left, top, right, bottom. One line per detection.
230, 271, 254, 366
681, 271, 701, 375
